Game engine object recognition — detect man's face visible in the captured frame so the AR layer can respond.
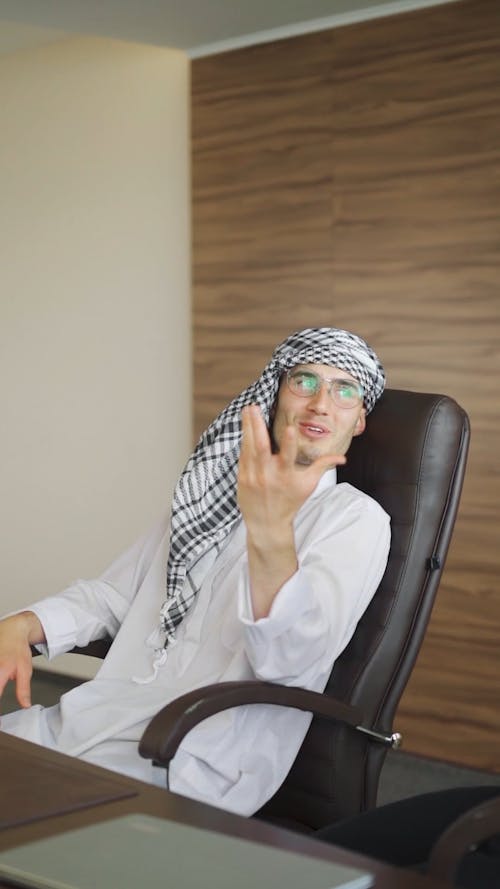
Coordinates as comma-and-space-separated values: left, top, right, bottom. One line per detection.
271, 363, 366, 466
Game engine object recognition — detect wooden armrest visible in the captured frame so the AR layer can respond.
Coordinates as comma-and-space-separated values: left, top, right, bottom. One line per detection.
139, 680, 364, 766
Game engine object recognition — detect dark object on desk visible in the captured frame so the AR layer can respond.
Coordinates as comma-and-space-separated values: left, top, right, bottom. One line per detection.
0, 734, 137, 830
315, 785, 500, 888
139, 389, 470, 831
428, 789, 500, 887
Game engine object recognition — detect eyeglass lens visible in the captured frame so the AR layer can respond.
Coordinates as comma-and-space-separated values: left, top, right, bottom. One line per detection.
287, 370, 362, 408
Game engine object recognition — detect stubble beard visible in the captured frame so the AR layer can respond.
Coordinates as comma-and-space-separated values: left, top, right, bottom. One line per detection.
295, 445, 322, 467
271, 425, 329, 467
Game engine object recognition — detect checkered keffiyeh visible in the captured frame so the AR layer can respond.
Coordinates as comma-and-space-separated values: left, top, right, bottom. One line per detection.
160, 327, 385, 641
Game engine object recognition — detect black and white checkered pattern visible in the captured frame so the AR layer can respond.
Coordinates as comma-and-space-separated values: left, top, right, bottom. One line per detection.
160, 327, 385, 640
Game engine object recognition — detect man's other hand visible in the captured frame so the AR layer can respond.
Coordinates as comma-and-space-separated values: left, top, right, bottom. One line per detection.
0, 612, 45, 709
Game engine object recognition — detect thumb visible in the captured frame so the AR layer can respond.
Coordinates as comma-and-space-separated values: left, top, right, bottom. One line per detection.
311, 453, 347, 475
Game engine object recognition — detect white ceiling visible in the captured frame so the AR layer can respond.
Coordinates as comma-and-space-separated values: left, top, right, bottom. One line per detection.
0, 0, 457, 58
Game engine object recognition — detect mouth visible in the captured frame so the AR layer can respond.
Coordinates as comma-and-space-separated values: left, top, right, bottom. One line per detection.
298, 421, 331, 440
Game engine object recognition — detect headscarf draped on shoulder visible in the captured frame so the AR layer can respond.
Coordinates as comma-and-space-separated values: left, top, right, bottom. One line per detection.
160, 327, 385, 640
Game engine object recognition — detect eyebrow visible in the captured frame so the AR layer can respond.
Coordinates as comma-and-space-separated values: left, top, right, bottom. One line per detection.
293, 367, 359, 384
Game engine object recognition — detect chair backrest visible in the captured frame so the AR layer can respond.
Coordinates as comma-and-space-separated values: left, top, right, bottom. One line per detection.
257, 388, 470, 832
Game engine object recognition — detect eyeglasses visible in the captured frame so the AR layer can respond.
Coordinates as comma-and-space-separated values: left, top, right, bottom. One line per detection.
286, 369, 364, 409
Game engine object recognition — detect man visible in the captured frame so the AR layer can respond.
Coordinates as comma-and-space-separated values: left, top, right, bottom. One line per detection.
0, 327, 390, 816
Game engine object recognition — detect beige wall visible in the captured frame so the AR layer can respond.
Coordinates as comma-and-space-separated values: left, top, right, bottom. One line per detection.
0, 37, 190, 675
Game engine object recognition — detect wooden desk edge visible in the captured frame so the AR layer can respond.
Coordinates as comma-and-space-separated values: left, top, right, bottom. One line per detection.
0, 733, 447, 889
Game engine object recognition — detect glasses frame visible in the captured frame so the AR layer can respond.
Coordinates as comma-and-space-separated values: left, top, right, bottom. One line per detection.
285, 368, 364, 410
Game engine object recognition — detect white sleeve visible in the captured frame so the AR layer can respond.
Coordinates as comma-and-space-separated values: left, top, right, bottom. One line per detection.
27, 514, 170, 659
237, 494, 391, 687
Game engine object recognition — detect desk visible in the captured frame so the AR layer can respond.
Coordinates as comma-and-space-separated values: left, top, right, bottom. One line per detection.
0, 733, 446, 889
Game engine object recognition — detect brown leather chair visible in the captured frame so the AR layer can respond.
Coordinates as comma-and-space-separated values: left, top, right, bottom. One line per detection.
137, 388, 470, 832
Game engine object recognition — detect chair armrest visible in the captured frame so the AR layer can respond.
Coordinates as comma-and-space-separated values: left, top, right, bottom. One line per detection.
428, 794, 500, 882
139, 680, 364, 766
31, 637, 112, 659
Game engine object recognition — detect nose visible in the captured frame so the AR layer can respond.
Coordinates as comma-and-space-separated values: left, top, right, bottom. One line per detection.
307, 381, 330, 412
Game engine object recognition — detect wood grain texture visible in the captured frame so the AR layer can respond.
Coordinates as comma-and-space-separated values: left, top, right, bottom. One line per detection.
192, 0, 500, 771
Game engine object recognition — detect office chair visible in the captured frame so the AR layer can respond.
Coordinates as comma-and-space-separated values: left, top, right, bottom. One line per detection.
428, 793, 500, 886
137, 388, 470, 832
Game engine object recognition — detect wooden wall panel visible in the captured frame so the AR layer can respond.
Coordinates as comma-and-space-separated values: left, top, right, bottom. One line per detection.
192, 0, 500, 771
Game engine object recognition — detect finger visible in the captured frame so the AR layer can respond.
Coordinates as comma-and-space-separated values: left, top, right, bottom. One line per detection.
241, 405, 270, 461
0, 669, 10, 701
241, 405, 253, 450
238, 407, 260, 488
248, 405, 272, 456
15, 660, 32, 709
278, 425, 298, 467
240, 406, 256, 458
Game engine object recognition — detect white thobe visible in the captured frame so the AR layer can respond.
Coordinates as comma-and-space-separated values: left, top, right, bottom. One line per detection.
1, 471, 390, 816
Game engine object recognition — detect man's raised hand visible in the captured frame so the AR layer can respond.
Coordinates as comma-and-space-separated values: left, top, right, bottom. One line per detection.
237, 404, 346, 539
237, 405, 346, 619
